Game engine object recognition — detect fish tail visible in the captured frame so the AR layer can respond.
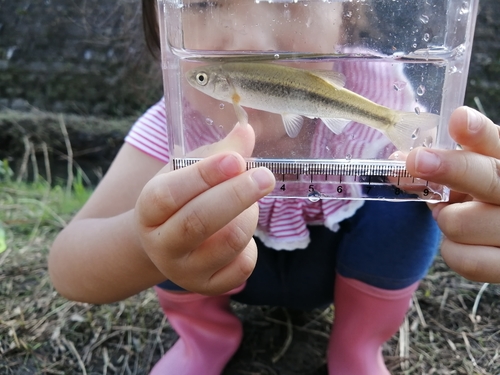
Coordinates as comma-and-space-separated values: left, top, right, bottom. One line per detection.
384, 111, 440, 152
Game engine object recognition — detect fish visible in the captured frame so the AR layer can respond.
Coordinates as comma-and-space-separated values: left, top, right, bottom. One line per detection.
186, 62, 439, 152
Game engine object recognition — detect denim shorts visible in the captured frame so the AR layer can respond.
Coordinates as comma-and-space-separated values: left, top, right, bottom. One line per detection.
157, 201, 441, 310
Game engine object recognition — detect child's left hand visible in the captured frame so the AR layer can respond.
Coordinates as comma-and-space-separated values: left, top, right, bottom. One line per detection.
406, 107, 500, 283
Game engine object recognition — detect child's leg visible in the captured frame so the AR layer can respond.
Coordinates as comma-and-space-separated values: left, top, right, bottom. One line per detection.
150, 283, 245, 375
328, 201, 441, 375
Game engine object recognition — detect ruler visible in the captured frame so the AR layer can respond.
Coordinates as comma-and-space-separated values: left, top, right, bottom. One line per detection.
172, 158, 448, 202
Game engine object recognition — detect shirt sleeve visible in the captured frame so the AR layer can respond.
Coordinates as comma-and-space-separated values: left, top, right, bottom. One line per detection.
124, 98, 170, 164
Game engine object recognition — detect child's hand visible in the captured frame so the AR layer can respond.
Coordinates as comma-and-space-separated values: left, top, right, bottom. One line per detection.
135, 125, 276, 295
406, 107, 500, 283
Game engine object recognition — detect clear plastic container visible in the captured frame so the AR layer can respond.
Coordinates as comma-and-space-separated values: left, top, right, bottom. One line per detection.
158, 0, 479, 202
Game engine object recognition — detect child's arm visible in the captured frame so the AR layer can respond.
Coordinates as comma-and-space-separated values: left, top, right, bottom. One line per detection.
406, 107, 500, 283
49, 125, 275, 304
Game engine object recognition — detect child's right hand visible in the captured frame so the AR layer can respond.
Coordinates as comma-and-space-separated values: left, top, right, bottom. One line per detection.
49, 123, 274, 303
135, 125, 276, 295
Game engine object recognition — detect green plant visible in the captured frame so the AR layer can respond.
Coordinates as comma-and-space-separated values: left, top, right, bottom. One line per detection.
0, 159, 14, 182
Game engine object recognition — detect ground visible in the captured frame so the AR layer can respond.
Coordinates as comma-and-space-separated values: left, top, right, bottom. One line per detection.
1, 183, 500, 375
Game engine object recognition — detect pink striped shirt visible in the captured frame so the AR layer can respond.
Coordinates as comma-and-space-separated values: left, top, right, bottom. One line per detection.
125, 57, 418, 251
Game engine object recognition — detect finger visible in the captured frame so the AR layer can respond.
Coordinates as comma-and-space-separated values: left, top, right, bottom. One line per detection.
388, 151, 453, 201
172, 205, 259, 295
427, 191, 471, 213
171, 204, 258, 290
387, 151, 435, 199
406, 147, 500, 205
154, 121, 256, 175
449, 107, 500, 159
193, 122, 256, 159
205, 237, 258, 295
137, 151, 247, 228
163, 167, 275, 257
445, 191, 472, 204
426, 191, 472, 216
441, 239, 500, 283
434, 201, 500, 247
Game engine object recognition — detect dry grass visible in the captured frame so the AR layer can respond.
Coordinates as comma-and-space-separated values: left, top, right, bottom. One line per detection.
1, 181, 500, 375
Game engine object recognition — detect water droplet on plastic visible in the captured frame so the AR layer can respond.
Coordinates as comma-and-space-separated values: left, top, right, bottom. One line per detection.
325, 145, 330, 151
423, 33, 430, 42
205, 118, 214, 126
417, 85, 426, 96
423, 136, 433, 148
411, 128, 420, 139
345, 154, 352, 161
284, 3, 288, 7
412, 43, 417, 48
455, 44, 466, 58
307, 191, 321, 202
460, 1, 469, 14
415, 107, 421, 115
219, 103, 225, 109
448, 65, 458, 74
345, 11, 352, 19
218, 125, 223, 129
419, 15, 429, 24
274, 53, 280, 59
393, 81, 407, 91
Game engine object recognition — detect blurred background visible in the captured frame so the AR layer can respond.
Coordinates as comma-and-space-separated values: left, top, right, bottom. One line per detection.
0, 0, 162, 117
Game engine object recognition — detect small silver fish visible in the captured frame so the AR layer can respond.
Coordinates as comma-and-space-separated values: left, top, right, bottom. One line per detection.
186, 62, 439, 151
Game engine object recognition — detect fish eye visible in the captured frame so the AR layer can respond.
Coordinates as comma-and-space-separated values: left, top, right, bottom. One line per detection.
196, 72, 208, 86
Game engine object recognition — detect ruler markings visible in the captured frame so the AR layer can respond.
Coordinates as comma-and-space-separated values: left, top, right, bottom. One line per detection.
173, 158, 413, 178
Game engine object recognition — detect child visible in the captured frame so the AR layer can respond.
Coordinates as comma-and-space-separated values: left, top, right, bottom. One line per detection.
49, 1, 443, 374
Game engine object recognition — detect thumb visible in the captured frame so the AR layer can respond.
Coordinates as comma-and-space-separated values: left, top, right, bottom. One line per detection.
195, 123, 256, 159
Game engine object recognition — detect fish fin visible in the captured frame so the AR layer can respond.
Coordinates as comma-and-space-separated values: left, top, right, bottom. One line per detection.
232, 101, 248, 127
321, 118, 351, 134
385, 111, 440, 152
310, 70, 346, 87
282, 114, 304, 138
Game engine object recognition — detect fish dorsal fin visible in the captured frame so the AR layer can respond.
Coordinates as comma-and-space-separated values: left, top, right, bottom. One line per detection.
282, 114, 304, 138
310, 70, 346, 88
321, 117, 351, 134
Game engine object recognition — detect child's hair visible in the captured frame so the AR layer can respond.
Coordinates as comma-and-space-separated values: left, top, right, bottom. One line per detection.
142, 0, 161, 57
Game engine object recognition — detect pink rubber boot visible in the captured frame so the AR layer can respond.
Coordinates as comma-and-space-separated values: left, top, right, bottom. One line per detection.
150, 284, 245, 375
328, 274, 419, 375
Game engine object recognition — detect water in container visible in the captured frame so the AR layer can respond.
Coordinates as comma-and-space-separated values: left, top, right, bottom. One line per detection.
158, 0, 479, 202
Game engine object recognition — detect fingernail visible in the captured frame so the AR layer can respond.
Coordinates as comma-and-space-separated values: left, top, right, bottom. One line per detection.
415, 149, 441, 174
251, 168, 275, 190
219, 154, 243, 176
466, 107, 482, 133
